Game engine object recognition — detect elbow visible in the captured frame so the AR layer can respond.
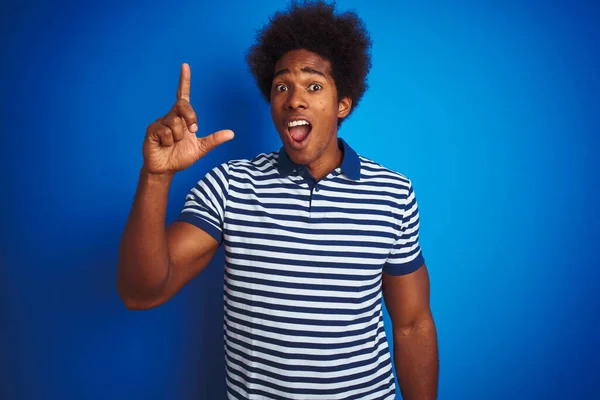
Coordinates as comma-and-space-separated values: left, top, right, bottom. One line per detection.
116, 274, 167, 311
116, 259, 171, 310
117, 289, 164, 311
393, 312, 436, 340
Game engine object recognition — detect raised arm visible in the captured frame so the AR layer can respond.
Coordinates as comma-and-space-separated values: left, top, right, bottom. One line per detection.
117, 63, 234, 310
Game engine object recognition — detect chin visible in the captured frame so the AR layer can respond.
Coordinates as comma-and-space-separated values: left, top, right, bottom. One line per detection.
284, 143, 313, 165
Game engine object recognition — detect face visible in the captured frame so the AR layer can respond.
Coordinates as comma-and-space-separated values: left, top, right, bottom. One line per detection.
270, 49, 352, 168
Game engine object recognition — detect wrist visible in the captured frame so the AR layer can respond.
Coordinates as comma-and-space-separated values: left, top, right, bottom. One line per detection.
140, 166, 175, 185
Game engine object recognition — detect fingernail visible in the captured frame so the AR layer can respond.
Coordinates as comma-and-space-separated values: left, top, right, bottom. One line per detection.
190, 123, 198, 133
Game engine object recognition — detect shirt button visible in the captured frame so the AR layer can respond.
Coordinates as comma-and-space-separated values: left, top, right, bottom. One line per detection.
315, 186, 320, 192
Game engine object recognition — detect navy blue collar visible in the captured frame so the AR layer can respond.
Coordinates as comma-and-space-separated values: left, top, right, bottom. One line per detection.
277, 138, 361, 180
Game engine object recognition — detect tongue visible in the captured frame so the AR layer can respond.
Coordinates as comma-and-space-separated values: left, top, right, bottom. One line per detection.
290, 125, 311, 142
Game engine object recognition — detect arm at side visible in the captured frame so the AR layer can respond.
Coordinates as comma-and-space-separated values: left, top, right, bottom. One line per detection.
117, 167, 218, 310
382, 264, 439, 400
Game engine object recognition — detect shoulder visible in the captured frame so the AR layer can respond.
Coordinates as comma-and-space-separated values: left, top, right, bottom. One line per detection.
357, 154, 413, 193
222, 151, 280, 177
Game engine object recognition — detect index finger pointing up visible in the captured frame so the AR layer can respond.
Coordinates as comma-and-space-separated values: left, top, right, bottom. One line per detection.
177, 63, 191, 102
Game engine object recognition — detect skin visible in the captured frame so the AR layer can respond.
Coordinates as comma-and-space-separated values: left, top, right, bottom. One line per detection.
270, 49, 352, 181
117, 63, 231, 309
383, 266, 439, 400
117, 50, 438, 399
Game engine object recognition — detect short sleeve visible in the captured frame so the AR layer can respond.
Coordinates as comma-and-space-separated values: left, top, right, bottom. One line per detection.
383, 179, 426, 275
176, 162, 229, 244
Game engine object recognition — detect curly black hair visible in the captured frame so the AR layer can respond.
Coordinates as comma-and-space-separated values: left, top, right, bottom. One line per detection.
246, 0, 372, 126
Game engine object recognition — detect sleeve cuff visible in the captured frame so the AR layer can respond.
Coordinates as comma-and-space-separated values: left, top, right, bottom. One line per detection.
383, 252, 425, 276
176, 213, 223, 245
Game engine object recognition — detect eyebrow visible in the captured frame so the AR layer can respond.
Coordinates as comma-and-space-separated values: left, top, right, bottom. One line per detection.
273, 67, 327, 79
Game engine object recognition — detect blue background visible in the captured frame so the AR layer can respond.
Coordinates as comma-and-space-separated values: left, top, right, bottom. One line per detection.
1, 0, 599, 399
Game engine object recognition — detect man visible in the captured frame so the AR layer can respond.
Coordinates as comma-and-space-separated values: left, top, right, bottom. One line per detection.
117, 1, 438, 399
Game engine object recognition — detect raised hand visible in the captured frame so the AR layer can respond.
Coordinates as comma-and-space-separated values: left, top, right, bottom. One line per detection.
142, 63, 234, 175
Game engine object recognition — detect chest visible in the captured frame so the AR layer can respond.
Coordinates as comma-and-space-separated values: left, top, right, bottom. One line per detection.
223, 181, 398, 275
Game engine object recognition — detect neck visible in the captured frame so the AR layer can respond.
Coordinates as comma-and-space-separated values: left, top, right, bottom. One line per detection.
306, 137, 343, 181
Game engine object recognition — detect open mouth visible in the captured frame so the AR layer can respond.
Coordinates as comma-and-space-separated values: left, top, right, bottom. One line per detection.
287, 119, 312, 147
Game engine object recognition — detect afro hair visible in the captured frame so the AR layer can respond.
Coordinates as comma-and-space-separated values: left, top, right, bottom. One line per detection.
245, 0, 372, 126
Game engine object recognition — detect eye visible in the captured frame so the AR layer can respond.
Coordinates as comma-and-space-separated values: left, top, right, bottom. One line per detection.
275, 84, 288, 92
308, 84, 322, 92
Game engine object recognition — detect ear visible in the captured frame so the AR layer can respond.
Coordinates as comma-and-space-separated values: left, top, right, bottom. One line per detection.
337, 96, 352, 119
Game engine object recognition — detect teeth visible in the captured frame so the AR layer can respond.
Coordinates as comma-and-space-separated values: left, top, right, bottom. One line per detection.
288, 120, 310, 128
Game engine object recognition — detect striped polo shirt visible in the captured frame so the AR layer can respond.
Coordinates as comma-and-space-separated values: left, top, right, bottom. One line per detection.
177, 138, 425, 400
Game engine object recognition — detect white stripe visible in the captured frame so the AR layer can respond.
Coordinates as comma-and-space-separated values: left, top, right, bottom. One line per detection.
225, 246, 386, 265
224, 316, 386, 347
224, 213, 396, 234
224, 236, 390, 257
224, 225, 393, 244
226, 340, 391, 380
225, 296, 379, 323
224, 273, 381, 300
225, 327, 389, 369
225, 252, 385, 274
225, 305, 381, 334
228, 191, 308, 207
224, 320, 387, 356
225, 355, 393, 396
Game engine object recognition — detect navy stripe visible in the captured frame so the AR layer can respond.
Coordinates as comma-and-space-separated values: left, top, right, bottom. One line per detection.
224, 268, 382, 292
230, 186, 311, 200
191, 182, 221, 221
224, 300, 381, 328
223, 240, 389, 262
310, 205, 400, 219
230, 190, 400, 211
229, 172, 284, 183
225, 334, 390, 374
391, 236, 419, 250
224, 311, 380, 339
224, 251, 384, 271
389, 243, 421, 261
227, 195, 302, 211
223, 228, 393, 249
230, 176, 300, 190
210, 165, 229, 203
225, 383, 245, 400
280, 183, 409, 201
223, 260, 380, 281
225, 289, 380, 316
225, 355, 394, 394
225, 322, 387, 353
224, 217, 396, 239
325, 179, 411, 191
360, 162, 409, 179
345, 377, 396, 400
384, 252, 425, 276
226, 205, 398, 229
177, 214, 222, 244
223, 277, 381, 305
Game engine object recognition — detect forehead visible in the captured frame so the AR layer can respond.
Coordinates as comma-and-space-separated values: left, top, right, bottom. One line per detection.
274, 49, 332, 76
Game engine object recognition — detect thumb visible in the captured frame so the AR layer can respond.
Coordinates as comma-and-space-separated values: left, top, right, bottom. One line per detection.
197, 129, 235, 157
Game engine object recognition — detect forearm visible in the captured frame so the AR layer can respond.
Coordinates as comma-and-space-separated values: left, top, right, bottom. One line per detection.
117, 167, 174, 305
393, 315, 439, 400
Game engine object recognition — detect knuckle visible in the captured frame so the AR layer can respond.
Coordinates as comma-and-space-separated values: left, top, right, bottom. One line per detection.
163, 116, 177, 128
175, 98, 189, 111
147, 122, 162, 137
177, 100, 196, 120
159, 127, 171, 137
172, 128, 184, 139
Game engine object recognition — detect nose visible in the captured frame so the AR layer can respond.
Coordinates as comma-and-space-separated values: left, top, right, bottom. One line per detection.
286, 87, 307, 110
